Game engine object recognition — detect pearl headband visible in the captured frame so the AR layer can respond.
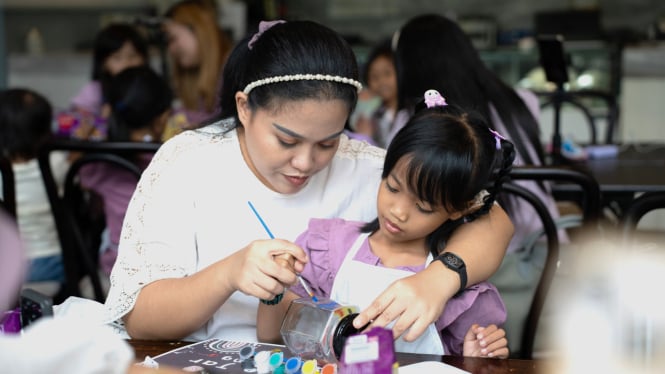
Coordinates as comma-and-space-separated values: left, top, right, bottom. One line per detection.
242, 74, 363, 95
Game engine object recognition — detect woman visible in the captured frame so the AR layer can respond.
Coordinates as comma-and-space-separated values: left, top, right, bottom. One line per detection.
162, 0, 234, 127
103, 20, 513, 344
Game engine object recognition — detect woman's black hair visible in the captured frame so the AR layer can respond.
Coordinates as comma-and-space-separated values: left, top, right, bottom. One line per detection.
211, 20, 359, 128
394, 14, 544, 172
105, 66, 172, 142
362, 102, 515, 257
0, 88, 53, 161
92, 23, 149, 81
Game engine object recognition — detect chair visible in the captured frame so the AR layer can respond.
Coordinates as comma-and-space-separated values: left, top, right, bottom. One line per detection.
497, 182, 559, 359
496, 166, 601, 359
38, 139, 161, 302
621, 192, 665, 242
0, 153, 16, 217
537, 89, 619, 145
510, 165, 602, 227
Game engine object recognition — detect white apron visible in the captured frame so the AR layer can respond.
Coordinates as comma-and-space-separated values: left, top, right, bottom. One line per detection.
329, 232, 445, 355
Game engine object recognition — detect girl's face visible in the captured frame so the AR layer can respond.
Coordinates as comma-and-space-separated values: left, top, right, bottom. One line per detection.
164, 20, 200, 68
375, 157, 464, 247
367, 55, 397, 104
237, 93, 349, 194
104, 41, 145, 76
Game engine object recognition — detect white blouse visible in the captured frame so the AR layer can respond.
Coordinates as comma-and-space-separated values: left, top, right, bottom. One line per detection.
103, 119, 386, 342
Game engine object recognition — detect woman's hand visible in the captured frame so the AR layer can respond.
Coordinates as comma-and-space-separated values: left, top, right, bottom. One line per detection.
352, 263, 456, 342
225, 239, 307, 301
462, 324, 509, 358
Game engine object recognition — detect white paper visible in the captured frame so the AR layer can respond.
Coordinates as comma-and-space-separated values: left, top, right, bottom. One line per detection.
399, 360, 471, 374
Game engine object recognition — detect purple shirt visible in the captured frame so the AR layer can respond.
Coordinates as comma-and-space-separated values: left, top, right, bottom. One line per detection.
79, 154, 152, 251
290, 218, 507, 356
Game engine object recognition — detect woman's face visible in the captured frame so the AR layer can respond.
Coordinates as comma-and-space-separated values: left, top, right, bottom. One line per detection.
237, 94, 349, 194
104, 41, 145, 76
163, 20, 200, 68
367, 55, 397, 104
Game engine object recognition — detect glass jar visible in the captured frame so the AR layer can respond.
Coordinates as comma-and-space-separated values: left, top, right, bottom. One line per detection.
280, 297, 363, 363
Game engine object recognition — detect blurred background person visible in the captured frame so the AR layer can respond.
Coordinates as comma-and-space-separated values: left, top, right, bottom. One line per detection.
0, 88, 67, 292
162, 0, 234, 127
65, 23, 149, 140
353, 38, 399, 148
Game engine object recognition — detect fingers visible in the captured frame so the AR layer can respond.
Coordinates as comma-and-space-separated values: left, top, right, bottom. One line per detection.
475, 325, 508, 358
231, 239, 306, 299
269, 239, 308, 265
274, 253, 296, 272
353, 292, 393, 330
464, 323, 480, 341
395, 308, 431, 342
353, 274, 444, 343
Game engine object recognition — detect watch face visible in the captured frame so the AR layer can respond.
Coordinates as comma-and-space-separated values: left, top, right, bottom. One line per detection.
443, 253, 463, 268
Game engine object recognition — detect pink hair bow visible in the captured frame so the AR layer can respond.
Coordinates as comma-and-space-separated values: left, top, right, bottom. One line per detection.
248, 20, 286, 50
489, 128, 506, 149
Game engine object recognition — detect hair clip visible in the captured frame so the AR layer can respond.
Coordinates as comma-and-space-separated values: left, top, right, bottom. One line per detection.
424, 89, 447, 108
488, 128, 506, 149
248, 20, 286, 50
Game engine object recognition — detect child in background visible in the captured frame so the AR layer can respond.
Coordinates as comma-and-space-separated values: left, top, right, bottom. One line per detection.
78, 66, 172, 276
258, 90, 514, 358
0, 88, 67, 286
353, 39, 399, 148
65, 23, 149, 139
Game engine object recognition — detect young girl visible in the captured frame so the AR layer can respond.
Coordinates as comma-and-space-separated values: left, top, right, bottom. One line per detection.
0, 88, 67, 286
258, 90, 514, 358
78, 65, 172, 276
354, 38, 399, 148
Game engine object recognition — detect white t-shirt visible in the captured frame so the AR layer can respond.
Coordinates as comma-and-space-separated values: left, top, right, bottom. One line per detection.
7, 152, 68, 259
104, 119, 386, 342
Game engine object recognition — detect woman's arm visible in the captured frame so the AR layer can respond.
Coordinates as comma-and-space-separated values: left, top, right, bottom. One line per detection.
353, 204, 513, 341
123, 239, 307, 340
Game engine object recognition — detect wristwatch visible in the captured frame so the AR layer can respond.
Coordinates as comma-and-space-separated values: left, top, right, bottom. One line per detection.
436, 252, 467, 295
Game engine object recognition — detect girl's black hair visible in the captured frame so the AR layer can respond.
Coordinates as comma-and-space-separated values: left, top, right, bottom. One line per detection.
105, 66, 172, 142
210, 20, 359, 128
362, 102, 515, 257
0, 88, 53, 161
92, 23, 149, 80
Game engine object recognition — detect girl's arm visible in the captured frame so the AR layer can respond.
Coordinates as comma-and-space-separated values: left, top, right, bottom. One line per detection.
256, 291, 300, 344
353, 204, 513, 341
123, 239, 307, 340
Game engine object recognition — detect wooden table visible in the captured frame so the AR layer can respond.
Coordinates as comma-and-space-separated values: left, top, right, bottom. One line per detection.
553, 143, 665, 216
579, 143, 665, 194
128, 339, 547, 373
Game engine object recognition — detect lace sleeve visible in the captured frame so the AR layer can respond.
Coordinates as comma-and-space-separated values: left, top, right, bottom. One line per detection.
103, 132, 209, 323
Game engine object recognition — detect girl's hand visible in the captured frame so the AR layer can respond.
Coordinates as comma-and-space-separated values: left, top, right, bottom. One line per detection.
462, 324, 509, 358
352, 267, 450, 342
226, 239, 307, 301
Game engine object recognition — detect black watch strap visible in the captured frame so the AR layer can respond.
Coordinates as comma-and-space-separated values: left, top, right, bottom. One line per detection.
436, 252, 467, 295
